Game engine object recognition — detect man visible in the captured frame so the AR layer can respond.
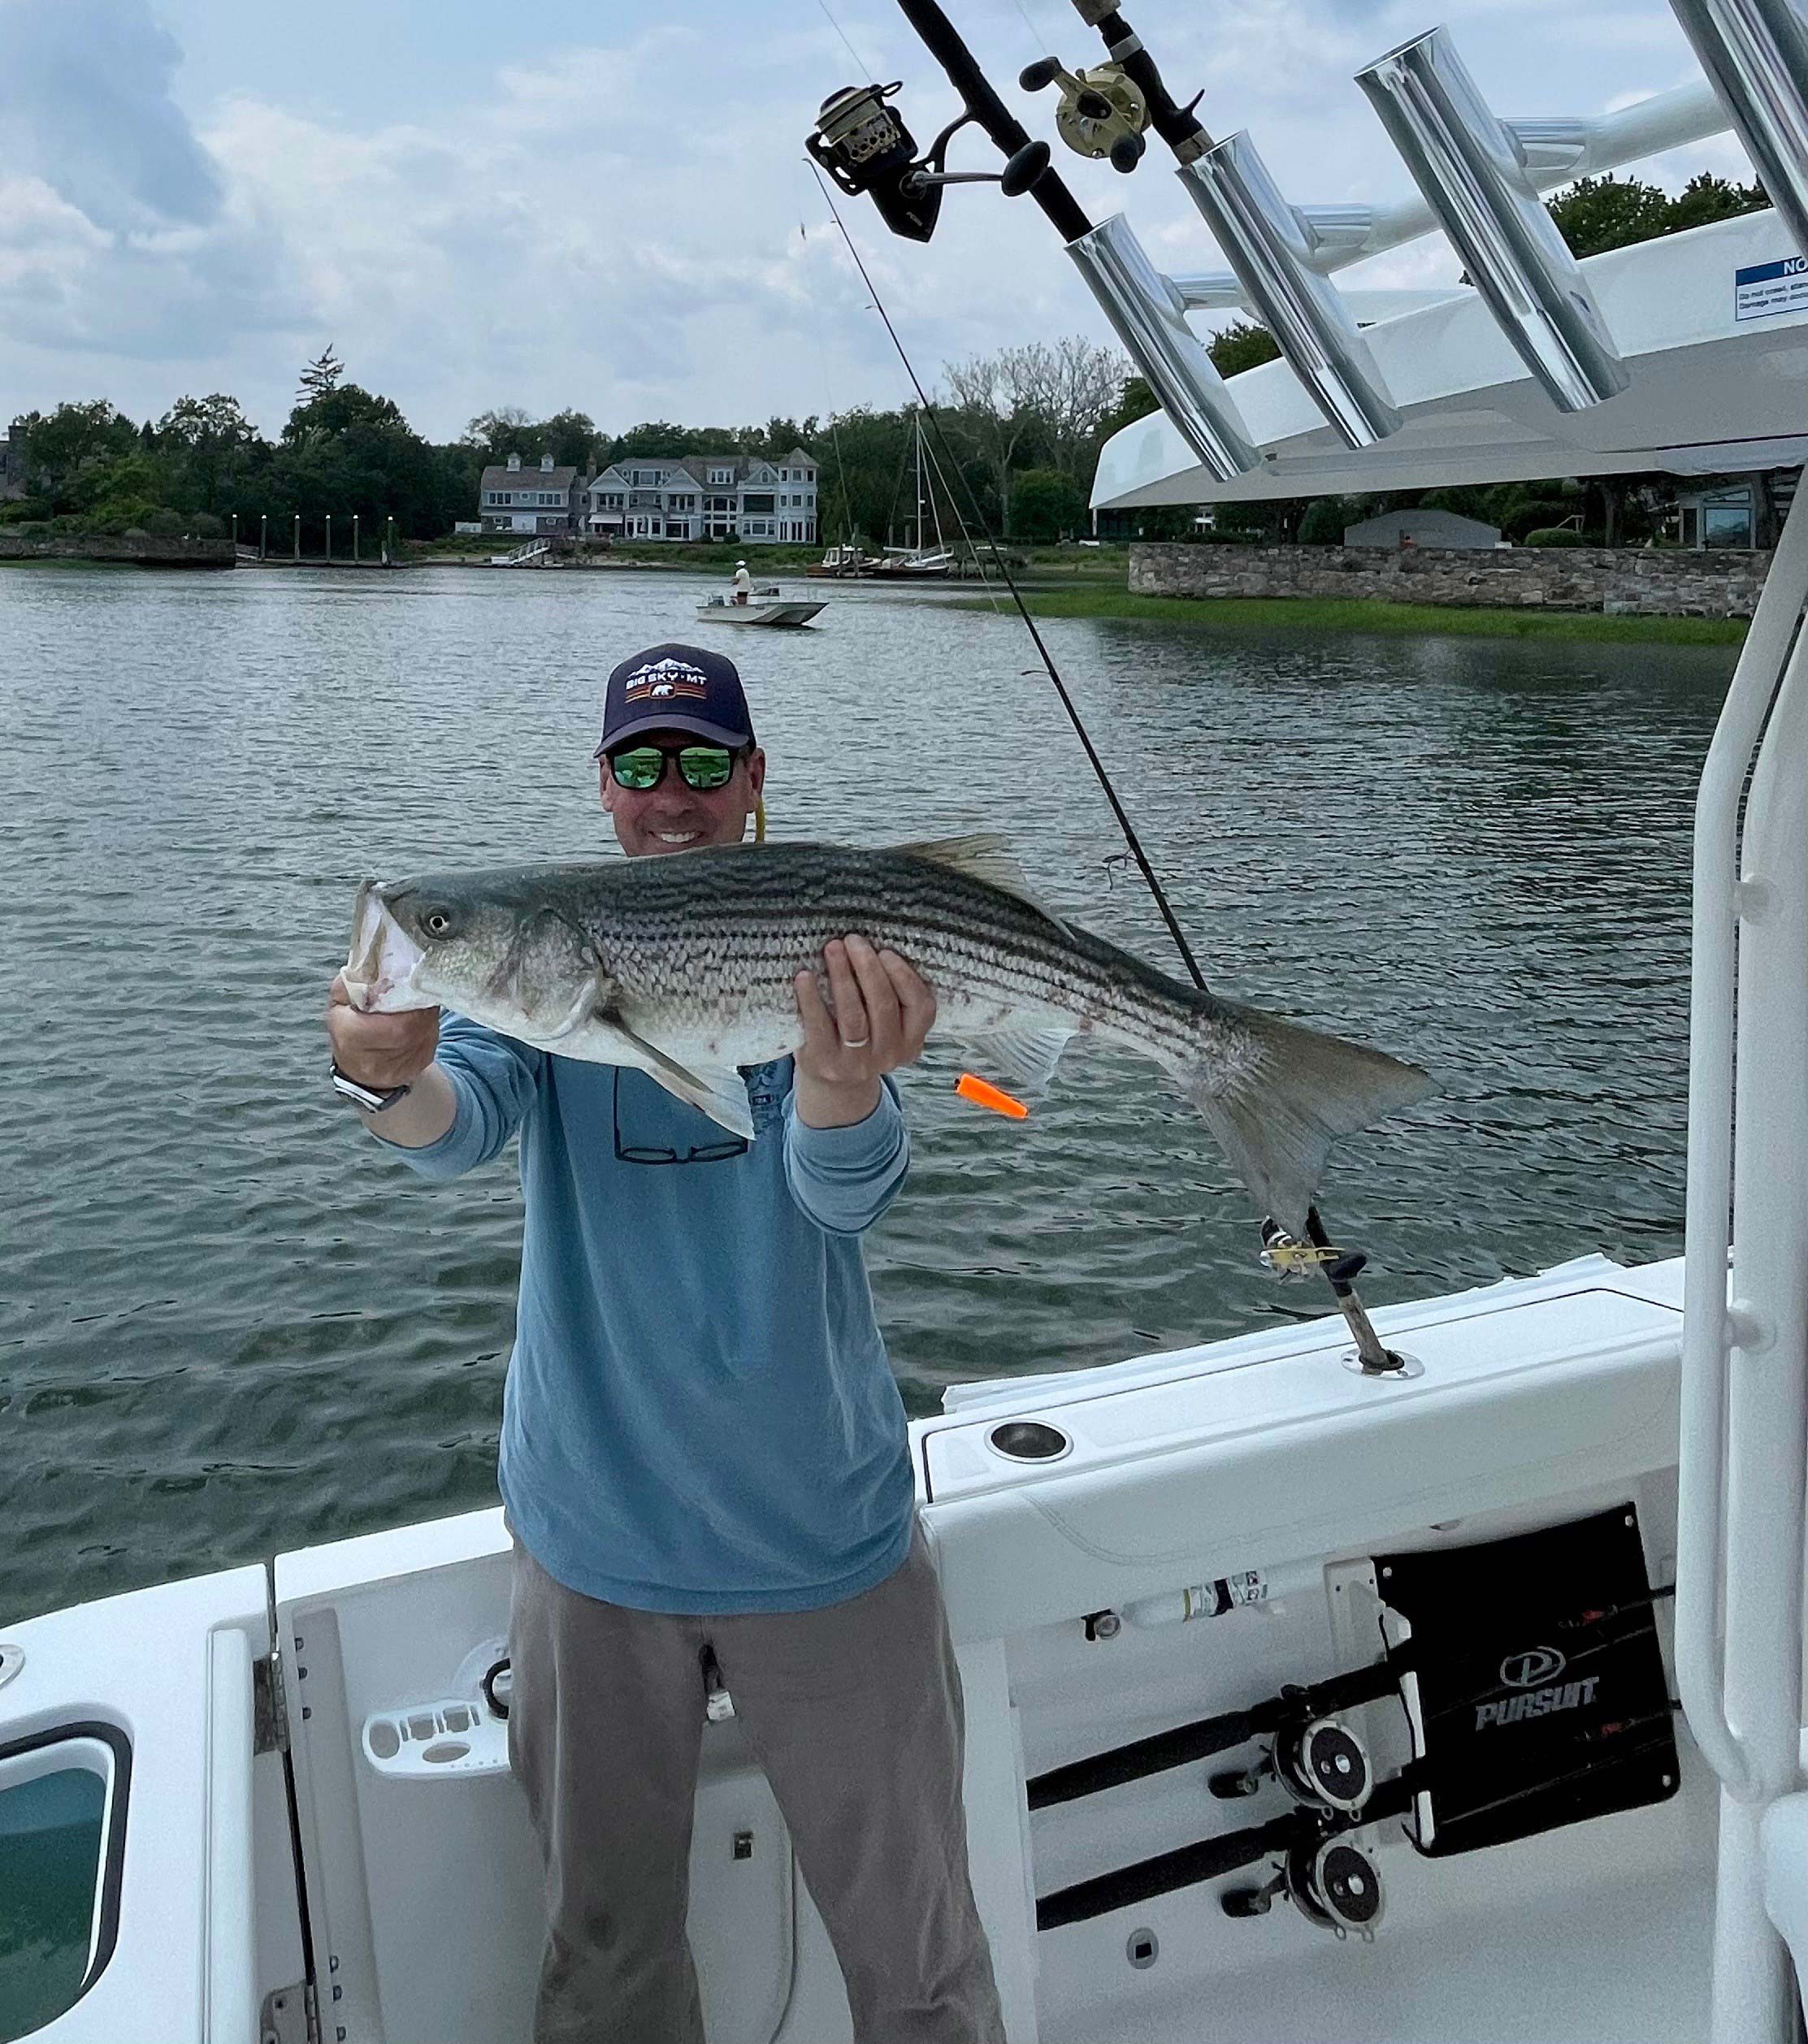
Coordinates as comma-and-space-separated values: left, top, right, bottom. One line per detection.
731, 558, 752, 604
324, 643, 1006, 2044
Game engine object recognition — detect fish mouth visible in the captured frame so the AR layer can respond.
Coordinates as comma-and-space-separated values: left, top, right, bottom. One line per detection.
342, 881, 434, 1012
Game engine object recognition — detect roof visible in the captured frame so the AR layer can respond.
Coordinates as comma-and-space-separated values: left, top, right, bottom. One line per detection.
585, 450, 817, 492
480, 464, 579, 492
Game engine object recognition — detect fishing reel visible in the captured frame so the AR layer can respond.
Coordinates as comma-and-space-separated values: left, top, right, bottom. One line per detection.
1258, 1218, 1364, 1284
808, 82, 1051, 243
1210, 1708, 1374, 1817
1222, 1832, 1386, 1941
1018, 56, 1149, 171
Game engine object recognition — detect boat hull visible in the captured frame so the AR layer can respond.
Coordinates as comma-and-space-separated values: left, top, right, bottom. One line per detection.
695, 600, 826, 627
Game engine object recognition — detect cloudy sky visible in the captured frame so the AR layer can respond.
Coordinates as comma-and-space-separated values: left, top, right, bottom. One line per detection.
0, 0, 1750, 443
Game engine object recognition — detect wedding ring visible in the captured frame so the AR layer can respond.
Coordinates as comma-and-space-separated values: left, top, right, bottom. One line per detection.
841, 1034, 870, 1049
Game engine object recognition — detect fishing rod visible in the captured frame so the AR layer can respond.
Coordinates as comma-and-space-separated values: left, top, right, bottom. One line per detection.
806, 4, 1409, 1373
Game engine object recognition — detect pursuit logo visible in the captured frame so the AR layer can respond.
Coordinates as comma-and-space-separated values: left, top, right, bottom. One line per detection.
1476, 1644, 1600, 1730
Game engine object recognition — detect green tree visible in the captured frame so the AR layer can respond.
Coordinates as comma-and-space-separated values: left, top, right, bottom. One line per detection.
297, 346, 345, 403
1208, 320, 1281, 377
156, 394, 260, 512
1010, 468, 1090, 542
18, 401, 141, 512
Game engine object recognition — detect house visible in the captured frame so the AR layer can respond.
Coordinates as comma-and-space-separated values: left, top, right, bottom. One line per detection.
583, 449, 817, 544
1671, 470, 1798, 548
478, 451, 584, 535
1343, 508, 1504, 549
0, 418, 28, 501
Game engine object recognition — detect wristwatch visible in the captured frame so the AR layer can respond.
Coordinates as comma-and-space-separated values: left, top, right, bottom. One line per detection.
331, 1063, 413, 1112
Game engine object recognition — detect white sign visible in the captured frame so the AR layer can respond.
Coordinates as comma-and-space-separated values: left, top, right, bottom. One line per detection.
1735, 255, 1808, 323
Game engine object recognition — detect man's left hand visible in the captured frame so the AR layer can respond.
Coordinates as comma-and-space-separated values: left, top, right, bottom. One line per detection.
793, 935, 935, 1128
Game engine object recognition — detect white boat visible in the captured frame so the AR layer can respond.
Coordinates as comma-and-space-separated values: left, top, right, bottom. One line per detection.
695, 593, 827, 627
5, 3, 1806, 2042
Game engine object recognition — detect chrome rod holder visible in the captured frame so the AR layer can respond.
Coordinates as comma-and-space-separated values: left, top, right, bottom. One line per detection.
1356, 27, 1629, 413
1179, 136, 1403, 447
1066, 213, 1263, 478
1667, 0, 1808, 258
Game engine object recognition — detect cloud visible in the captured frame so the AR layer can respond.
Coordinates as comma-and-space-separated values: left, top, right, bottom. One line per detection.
0, 0, 222, 231
0, 0, 1767, 440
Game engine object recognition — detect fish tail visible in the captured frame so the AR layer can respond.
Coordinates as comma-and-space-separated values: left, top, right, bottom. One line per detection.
1177, 1000, 1434, 1234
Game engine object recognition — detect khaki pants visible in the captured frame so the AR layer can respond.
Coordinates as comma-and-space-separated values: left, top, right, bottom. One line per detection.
508, 1527, 1007, 2044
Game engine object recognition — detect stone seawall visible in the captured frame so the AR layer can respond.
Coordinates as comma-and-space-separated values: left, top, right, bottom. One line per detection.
1129, 542, 1771, 617
0, 531, 235, 567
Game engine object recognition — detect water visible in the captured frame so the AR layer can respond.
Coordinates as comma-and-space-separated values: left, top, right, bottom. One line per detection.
0, 564, 1732, 1623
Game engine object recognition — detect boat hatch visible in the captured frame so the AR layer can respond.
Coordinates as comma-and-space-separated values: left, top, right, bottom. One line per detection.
0, 1564, 290, 2044
273, 1509, 803, 2044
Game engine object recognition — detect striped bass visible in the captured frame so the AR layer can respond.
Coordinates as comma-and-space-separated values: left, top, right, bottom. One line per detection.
342, 834, 1432, 1228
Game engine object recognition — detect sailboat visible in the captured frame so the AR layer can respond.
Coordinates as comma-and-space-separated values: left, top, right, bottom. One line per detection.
873, 413, 956, 577
4, 3, 1805, 2042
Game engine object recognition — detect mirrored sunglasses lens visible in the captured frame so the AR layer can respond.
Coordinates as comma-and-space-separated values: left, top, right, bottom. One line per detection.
679, 748, 735, 790
611, 750, 664, 790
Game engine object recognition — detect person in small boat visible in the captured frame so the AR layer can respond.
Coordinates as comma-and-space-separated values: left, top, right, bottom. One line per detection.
731, 558, 752, 605
323, 641, 1006, 2044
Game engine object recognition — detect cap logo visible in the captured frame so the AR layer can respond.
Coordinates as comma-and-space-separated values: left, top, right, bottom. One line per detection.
623, 656, 709, 704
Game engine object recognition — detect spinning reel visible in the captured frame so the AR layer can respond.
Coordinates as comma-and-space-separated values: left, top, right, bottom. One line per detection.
1018, 55, 1150, 170
808, 81, 1051, 242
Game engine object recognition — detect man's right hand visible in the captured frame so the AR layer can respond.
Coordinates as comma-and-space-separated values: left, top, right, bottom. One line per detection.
325, 972, 440, 1090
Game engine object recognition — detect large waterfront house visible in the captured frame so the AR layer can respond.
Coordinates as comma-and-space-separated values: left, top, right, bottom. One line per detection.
477, 451, 584, 535
582, 450, 817, 544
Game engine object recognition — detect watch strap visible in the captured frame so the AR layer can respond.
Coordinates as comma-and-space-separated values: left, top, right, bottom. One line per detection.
331, 1063, 413, 1112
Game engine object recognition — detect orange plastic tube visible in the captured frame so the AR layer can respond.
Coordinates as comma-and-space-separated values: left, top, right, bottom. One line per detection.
956, 1072, 1030, 1119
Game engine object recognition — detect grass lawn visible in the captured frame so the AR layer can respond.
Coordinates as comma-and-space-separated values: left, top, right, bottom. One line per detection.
971, 587, 1749, 645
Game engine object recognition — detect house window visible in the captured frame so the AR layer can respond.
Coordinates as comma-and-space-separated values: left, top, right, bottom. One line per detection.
743, 494, 775, 513
1704, 502, 1753, 548
709, 467, 734, 485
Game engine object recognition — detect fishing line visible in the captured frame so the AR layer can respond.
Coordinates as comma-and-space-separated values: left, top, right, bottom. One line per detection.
814, 0, 875, 81
806, 159, 1208, 995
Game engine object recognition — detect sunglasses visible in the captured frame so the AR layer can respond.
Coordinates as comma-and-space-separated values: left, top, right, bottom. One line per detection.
612, 1068, 748, 1165
605, 743, 744, 793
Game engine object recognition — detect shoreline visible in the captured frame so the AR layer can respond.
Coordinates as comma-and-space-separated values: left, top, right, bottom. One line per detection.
965, 587, 1749, 645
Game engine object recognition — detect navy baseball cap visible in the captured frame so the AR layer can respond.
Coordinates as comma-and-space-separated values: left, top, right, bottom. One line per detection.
593, 643, 755, 756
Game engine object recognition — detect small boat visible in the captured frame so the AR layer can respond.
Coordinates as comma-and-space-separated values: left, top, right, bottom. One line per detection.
695, 593, 826, 627
809, 543, 880, 578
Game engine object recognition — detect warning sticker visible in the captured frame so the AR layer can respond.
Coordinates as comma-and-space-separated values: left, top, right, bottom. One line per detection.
1735, 255, 1808, 322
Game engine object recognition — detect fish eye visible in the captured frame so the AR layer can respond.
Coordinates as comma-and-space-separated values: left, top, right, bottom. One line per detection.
420, 907, 457, 940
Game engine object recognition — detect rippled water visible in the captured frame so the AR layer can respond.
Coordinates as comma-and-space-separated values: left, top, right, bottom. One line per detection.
0, 563, 1732, 1621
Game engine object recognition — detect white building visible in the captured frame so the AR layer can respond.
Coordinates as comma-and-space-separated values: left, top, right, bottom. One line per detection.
583, 449, 817, 544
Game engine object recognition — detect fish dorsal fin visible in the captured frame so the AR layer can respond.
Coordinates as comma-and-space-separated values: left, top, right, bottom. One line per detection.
895, 834, 1068, 931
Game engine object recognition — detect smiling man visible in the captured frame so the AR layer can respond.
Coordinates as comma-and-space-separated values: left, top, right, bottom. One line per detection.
323, 642, 1006, 2044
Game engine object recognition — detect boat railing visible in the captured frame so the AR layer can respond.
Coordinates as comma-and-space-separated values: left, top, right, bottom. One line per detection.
1679, 484, 1808, 2039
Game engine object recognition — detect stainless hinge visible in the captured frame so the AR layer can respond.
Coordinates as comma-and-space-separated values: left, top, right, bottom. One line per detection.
254, 1648, 290, 1756
260, 1977, 318, 2044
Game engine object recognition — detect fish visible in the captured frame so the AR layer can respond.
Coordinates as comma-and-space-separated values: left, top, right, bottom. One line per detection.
342, 834, 1433, 1229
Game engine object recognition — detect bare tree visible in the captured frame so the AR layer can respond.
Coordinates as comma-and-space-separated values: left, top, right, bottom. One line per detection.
942, 349, 1038, 537
1012, 336, 1128, 483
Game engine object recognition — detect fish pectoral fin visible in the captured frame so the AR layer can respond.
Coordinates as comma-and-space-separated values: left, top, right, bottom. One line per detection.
894, 833, 1070, 933
608, 1016, 756, 1140
965, 1020, 1075, 1098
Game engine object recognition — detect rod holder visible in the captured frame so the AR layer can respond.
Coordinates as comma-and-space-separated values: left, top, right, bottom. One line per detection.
1065, 213, 1262, 479
1178, 136, 1403, 447
1356, 27, 1628, 413
1666, 0, 1808, 258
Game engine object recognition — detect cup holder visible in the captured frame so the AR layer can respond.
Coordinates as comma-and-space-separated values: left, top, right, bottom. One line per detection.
986, 1419, 1073, 1463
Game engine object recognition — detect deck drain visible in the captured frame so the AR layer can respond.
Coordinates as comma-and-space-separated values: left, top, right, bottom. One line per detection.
986, 1419, 1072, 1462
1126, 1927, 1159, 1969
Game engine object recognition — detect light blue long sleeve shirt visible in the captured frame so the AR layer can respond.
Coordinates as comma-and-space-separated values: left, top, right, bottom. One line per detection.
379, 1012, 917, 1613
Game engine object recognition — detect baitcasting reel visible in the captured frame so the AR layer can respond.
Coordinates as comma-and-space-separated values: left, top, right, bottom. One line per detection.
1222, 1832, 1385, 1941
808, 81, 1051, 242
1210, 1709, 1374, 1817
1018, 56, 1149, 171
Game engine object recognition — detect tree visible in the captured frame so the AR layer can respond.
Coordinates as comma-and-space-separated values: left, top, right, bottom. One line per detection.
156, 394, 260, 512
1011, 337, 1129, 484
1208, 320, 1281, 378
943, 349, 1039, 536
18, 401, 141, 511
297, 347, 345, 403
1010, 468, 1090, 542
